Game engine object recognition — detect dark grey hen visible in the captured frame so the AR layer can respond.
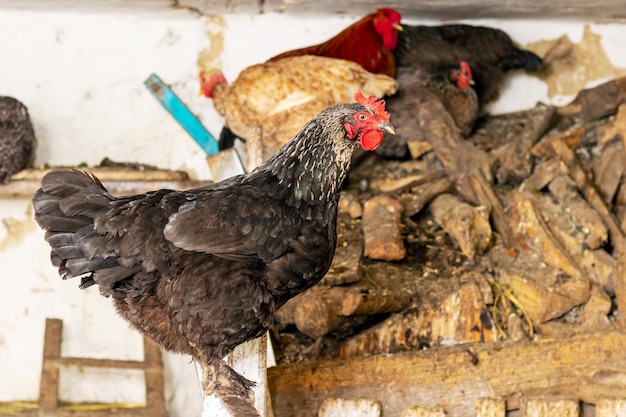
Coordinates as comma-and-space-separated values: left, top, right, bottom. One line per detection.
0, 96, 36, 184
32, 96, 394, 416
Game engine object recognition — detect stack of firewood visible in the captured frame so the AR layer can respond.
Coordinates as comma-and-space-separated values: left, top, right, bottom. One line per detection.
271, 75, 626, 365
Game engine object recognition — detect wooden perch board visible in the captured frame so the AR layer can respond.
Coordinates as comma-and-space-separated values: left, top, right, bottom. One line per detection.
268, 330, 626, 417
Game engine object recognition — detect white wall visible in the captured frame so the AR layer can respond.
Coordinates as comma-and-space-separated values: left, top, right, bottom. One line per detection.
0, 4, 625, 416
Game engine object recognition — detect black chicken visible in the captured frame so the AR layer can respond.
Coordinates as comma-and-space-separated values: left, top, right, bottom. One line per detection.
374, 23, 542, 159
395, 23, 543, 108
32, 92, 394, 416
0, 96, 36, 184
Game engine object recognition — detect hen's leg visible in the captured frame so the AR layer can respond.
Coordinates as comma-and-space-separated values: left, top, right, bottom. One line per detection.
197, 358, 259, 417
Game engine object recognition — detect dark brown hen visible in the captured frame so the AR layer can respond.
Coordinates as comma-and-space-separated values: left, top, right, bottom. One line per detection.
395, 23, 543, 107
32, 93, 393, 416
0, 96, 36, 184
376, 61, 478, 159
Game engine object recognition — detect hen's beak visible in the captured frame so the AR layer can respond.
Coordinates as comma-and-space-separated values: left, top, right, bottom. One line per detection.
380, 121, 395, 135
393, 23, 403, 31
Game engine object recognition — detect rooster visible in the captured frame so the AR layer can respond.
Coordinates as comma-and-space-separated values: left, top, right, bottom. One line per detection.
268, 8, 403, 78
0, 96, 36, 184
200, 55, 397, 170
32, 92, 394, 416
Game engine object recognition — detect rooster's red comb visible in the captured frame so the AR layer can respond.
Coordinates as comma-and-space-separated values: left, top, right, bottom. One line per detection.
354, 91, 390, 121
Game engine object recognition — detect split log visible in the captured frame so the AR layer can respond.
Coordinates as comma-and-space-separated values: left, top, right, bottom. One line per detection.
268, 330, 626, 417
399, 177, 453, 218
569, 75, 626, 122
519, 158, 567, 193
339, 287, 412, 317
369, 174, 431, 193
546, 136, 626, 254
488, 243, 590, 324
490, 103, 555, 184
285, 285, 412, 340
581, 284, 613, 332
430, 194, 492, 259
465, 171, 515, 249
338, 279, 497, 358
293, 289, 345, 340
531, 124, 585, 159
593, 138, 625, 205
362, 195, 406, 261
509, 191, 584, 279
407, 140, 433, 159
547, 175, 609, 250
529, 183, 615, 294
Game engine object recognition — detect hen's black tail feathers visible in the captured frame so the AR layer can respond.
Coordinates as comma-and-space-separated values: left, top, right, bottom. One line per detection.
503, 47, 544, 73
33, 170, 118, 291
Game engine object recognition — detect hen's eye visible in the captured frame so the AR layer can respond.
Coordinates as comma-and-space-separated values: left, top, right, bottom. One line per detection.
358, 114, 368, 121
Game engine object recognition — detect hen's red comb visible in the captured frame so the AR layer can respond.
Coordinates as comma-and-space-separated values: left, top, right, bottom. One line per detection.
460, 61, 473, 79
354, 91, 390, 121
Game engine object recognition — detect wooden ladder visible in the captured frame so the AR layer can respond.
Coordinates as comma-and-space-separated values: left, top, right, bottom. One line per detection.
36, 317, 166, 417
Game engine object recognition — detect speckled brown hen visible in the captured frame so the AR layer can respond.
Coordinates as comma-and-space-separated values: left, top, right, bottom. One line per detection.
0, 96, 36, 184
200, 55, 397, 170
32, 93, 394, 416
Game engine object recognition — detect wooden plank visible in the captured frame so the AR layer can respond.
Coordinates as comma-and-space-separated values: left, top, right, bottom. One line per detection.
268, 331, 626, 417
142, 339, 166, 415
0, 179, 208, 198
39, 318, 62, 414
47, 357, 147, 369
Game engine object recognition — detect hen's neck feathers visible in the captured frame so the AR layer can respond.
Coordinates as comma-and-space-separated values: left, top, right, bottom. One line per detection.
244, 104, 359, 209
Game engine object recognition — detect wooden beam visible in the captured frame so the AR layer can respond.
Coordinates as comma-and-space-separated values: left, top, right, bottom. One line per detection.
268, 330, 626, 417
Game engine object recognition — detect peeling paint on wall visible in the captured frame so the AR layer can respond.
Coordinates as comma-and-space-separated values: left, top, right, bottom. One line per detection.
0, 206, 35, 251
527, 25, 626, 98
197, 16, 226, 73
